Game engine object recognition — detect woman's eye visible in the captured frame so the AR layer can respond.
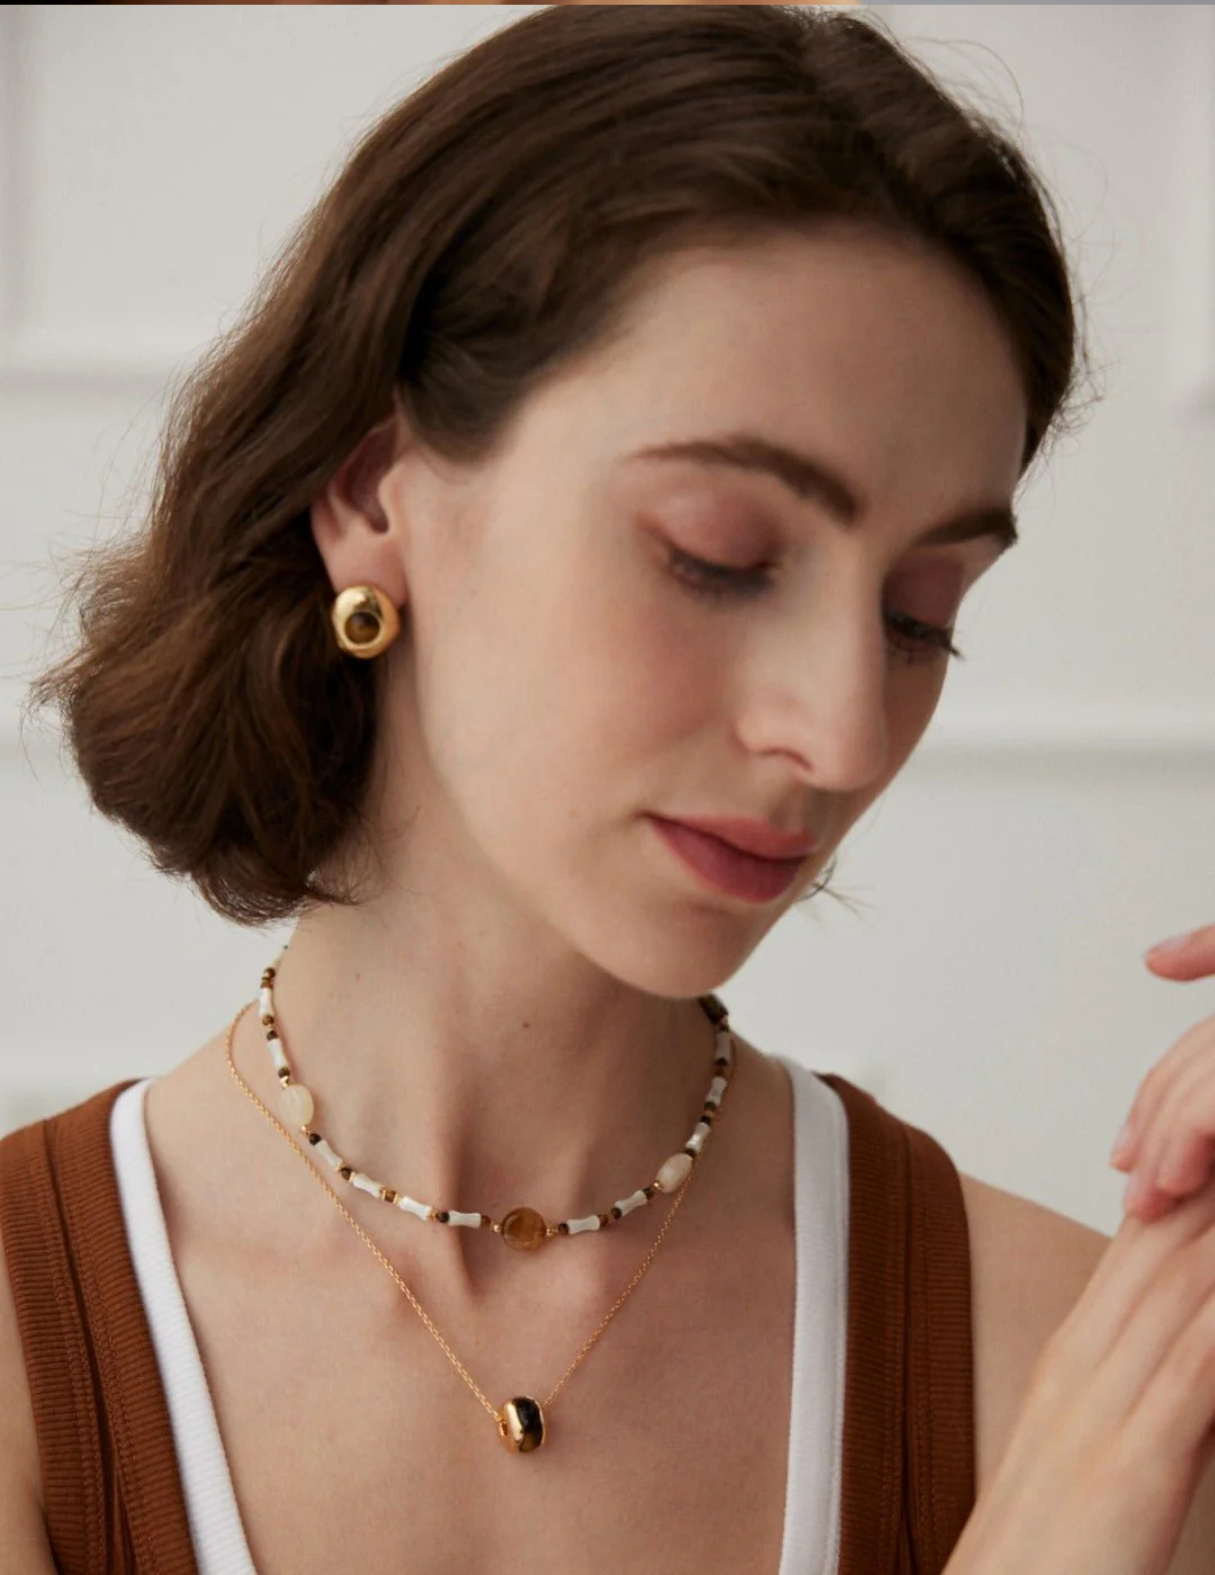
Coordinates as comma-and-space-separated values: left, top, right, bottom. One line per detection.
662, 545, 965, 666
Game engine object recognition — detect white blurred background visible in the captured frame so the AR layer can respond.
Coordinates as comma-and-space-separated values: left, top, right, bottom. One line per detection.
1, 4, 1212, 1237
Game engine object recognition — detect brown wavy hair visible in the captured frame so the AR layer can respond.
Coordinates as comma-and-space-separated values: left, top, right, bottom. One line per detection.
23, 4, 1096, 928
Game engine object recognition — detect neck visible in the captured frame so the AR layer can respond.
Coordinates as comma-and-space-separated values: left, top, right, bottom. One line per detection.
232, 904, 725, 1306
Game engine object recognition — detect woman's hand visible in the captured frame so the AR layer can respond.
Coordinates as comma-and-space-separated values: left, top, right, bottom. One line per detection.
1110, 925, 1215, 1223
942, 924, 1215, 1575
945, 1173, 1215, 1575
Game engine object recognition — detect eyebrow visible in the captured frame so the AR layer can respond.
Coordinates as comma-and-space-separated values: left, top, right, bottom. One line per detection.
628, 431, 1019, 554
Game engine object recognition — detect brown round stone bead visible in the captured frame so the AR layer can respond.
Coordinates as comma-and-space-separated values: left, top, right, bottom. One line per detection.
346, 610, 380, 644
501, 1206, 549, 1250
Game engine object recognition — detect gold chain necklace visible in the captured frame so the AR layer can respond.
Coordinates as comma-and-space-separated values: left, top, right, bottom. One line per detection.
224, 994, 738, 1453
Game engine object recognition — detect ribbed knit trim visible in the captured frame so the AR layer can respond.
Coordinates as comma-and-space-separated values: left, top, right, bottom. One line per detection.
0, 1078, 201, 1573
817, 1072, 976, 1575
0, 1103, 110, 1573
902, 1096, 977, 1565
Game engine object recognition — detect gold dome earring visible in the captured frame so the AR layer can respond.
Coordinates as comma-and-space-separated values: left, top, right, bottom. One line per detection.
331, 585, 401, 659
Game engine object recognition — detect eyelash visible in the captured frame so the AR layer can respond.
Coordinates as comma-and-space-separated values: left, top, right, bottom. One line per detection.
663, 546, 965, 666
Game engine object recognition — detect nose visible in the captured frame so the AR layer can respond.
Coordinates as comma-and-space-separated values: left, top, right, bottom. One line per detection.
740, 596, 894, 795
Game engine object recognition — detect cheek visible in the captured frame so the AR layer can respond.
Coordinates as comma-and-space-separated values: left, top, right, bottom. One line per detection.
423, 544, 704, 855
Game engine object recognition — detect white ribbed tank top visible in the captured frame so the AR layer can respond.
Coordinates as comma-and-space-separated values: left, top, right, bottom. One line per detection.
108, 1054, 849, 1575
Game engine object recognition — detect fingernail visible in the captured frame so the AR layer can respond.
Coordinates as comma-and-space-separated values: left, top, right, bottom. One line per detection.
1110, 1121, 1133, 1164
1147, 928, 1197, 958
1123, 1171, 1144, 1211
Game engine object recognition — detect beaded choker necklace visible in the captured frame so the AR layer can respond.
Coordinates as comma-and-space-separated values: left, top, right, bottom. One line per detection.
226, 948, 738, 1451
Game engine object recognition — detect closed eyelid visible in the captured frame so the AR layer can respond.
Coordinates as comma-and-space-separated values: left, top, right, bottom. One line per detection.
626, 433, 1020, 557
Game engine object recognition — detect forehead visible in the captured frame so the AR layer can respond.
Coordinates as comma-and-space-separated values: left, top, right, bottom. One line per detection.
574, 225, 1028, 509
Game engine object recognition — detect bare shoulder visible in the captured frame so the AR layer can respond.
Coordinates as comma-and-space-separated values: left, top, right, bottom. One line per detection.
957, 1170, 1110, 1492
0, 1207, 58, 1568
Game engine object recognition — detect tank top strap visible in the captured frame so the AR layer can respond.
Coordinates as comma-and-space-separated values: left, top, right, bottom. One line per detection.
0, 1079, 200, 1575
815, 1071, 976, 1575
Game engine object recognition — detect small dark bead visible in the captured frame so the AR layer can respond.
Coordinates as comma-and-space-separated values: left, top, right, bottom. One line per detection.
307, 1132, 321, 1145
643, 1184, 657, 1199
597, 1213, 610, 1228
435, 1210, 450, 1223
557, 1222, 570, 1234
338, 1165, 352, 1180
611, 1205, 623, 1219
699, 993, 728, 1025
383, 1189, 398, 1204
267, 1029, 279, 1041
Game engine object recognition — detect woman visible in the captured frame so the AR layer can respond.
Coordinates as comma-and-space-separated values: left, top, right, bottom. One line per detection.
2, 7, 1213, 1572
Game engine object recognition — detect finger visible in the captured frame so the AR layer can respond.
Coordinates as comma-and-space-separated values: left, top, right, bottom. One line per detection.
1137, 1033, 1215, 1176
1111, 1014, 1215, 1172
1058, 1179, 1215, 1382
1127, 1034, 1215, 1212
1124, 1171, 1177, 1223
1145, 923, 1215, 980
1157, 1132, 1215, 1196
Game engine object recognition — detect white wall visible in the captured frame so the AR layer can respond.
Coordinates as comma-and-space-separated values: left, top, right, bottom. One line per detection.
1, 4, 1212, 1237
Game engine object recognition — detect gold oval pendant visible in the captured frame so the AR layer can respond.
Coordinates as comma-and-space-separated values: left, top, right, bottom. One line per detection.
497, 1396, 546, 1452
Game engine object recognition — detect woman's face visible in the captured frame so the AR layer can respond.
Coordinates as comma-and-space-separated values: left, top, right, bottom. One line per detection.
320, 224, 1027, 995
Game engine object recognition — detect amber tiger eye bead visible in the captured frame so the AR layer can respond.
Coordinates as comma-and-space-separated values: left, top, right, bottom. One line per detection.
500, 1206, 549, 1250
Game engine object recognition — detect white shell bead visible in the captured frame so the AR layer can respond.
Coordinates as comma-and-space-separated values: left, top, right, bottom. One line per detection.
716, 1029, 733, 1062
445, 1210, 484, 1229
350, 1171, 382, 1196
615, 1189, 649, 1217
280, 1081, 314, 1127
395, 1195, 431, 1220
260, 987, 274, 1020
686, 1122, 711, 1154
707, 1075, 727, 1105
312, 1136, 344, 1170
657, 1151, 693, 1191
567, 1214, 602, 1234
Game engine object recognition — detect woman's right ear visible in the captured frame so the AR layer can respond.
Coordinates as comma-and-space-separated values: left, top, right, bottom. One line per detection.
309, 410, 412, 607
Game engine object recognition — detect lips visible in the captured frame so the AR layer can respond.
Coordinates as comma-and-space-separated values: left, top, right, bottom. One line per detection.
648, 816, 811, 903
657, 815, 818, 861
